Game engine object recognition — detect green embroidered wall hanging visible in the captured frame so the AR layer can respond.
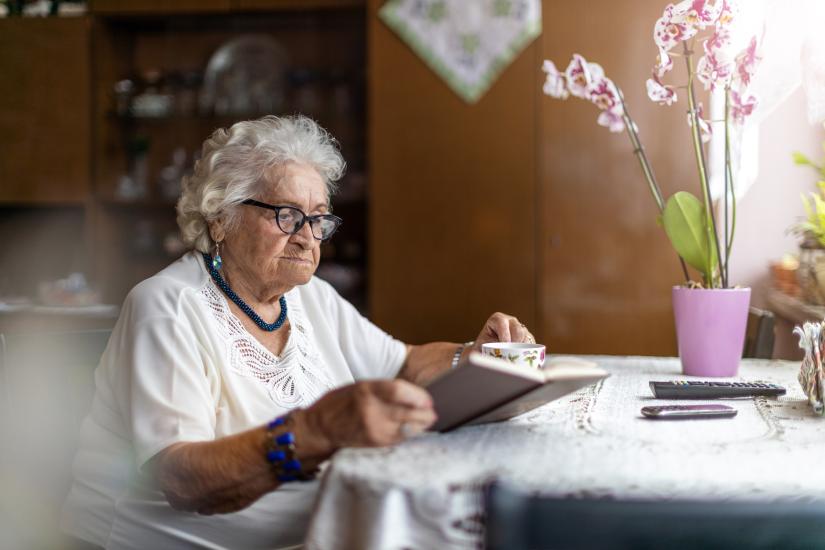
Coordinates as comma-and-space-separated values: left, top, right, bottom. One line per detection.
379, 0, 542, 104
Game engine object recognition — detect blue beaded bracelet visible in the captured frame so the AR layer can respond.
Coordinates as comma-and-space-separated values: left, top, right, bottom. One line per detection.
264, 414, 316, 483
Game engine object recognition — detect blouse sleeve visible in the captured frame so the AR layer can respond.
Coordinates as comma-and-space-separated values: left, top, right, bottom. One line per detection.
110, 285, 217, 469
314, 279, 407, 380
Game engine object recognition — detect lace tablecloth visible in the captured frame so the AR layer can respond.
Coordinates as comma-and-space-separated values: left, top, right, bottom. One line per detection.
305, 356, 820, 550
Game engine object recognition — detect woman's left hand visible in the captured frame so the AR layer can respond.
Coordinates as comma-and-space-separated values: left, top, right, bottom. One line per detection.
469, 312, 535, 353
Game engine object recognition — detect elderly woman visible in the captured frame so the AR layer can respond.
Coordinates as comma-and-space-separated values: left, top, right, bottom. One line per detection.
62, 116, 535, 549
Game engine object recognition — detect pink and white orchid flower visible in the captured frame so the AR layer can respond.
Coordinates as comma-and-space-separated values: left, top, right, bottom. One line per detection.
715, 0, 736, 29
681, 0, 724, 28
734, 36, 760, 88
542, 60, 569, 99
653, 0, 724, 76
687, 102, 713, 142
646, 73, 677, 105
696, 26, 734, 90
597, 105, 626, 133
730, 90, 757, 123
565, 54, 603, 99
588, 77, 621, 112
542, 54, 626, 132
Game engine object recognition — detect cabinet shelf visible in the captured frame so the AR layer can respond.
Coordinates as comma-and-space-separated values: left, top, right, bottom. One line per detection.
91, 6, 368, 309
107, 112, 274, 123
98, 197, 177, 208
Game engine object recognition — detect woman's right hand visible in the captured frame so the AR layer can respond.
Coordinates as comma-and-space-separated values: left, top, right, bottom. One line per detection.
295, 379, 437, 457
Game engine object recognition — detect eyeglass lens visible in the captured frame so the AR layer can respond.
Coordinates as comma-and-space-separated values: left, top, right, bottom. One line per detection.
276, 207, 339, 240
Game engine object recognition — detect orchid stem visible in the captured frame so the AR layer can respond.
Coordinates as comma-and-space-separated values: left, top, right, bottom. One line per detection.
724, 88, 732, 284
683, 41, 724, 288
619, 89, 691, 283
725, 90, 737, 267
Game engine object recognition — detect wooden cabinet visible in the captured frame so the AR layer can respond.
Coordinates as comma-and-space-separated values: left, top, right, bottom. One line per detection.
90, 9, 368, 305
89, 0, 231, 15
89, 0, 362, 15
0, 5, 367, 313
0, 17, 90, 204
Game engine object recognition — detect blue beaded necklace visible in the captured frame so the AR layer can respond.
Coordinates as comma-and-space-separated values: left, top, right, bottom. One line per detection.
202, 253, 288, 332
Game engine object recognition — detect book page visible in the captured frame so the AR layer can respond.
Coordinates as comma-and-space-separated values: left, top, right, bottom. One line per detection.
465, 372, 607, 426
426, 353, 608, 432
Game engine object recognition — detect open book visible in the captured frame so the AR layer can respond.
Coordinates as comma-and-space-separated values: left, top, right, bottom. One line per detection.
426, 352, 609, 432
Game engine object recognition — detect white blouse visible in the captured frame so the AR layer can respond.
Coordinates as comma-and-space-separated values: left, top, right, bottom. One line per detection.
61, 252, 407, 549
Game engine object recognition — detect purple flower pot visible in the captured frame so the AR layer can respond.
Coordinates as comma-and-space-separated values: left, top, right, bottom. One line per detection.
672, 286, 751, 377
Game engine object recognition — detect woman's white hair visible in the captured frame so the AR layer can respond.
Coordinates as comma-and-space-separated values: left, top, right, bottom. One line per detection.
176, 115, 346, 253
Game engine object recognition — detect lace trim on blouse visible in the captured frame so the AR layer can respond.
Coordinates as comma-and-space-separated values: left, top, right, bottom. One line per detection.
199, 281, 334, 408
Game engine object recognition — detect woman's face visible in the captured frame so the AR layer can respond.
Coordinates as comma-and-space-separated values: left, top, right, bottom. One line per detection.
222, 162, 328, 295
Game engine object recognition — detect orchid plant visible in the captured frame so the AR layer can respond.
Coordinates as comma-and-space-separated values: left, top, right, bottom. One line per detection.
542, 0, 761, 289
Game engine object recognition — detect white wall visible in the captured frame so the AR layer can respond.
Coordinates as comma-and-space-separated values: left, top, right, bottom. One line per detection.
729, 87, 824, 304
727, 87, 824, 358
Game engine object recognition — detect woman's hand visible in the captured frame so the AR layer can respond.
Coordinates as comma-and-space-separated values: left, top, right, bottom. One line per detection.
298, 379, 437, 455
469, 312, 535, 353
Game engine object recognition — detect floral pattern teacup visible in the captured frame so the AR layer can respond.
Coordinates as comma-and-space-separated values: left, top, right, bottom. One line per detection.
481, 342, 546, 369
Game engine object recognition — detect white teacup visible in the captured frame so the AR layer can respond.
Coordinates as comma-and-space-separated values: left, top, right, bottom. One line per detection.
481, 342, 546, 369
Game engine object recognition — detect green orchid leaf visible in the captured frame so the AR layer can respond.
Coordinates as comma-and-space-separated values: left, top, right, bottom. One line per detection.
794, 151, 812, 166
662, 191, 718, 277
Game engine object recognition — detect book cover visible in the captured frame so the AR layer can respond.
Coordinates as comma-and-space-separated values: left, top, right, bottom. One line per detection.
426, 352, 608, 432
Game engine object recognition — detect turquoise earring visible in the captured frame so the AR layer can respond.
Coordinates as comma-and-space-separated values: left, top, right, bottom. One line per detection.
213, 241, 223, 271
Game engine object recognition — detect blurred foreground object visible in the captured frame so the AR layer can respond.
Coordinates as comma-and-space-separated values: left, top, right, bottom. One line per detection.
485, 481, 825, 550
794, 321, 825, 414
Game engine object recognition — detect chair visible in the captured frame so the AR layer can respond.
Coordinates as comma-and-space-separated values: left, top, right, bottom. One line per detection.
485, 481, 825, 550
743, 306, 775, 359
0, 329, 111, 549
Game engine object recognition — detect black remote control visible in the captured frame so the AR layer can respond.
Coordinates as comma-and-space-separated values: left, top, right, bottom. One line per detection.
649, 380, 786, 399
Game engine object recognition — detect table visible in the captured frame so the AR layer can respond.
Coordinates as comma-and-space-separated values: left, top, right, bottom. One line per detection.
305, 355, 824, 550
765, 288, 823, 360
766, 287, 825, 325
0, 303, 119, 333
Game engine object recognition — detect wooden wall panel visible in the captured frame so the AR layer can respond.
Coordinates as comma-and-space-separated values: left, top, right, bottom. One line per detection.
0, 18, 90, 204
538, 0, 702, 355
368, 0, 539, 344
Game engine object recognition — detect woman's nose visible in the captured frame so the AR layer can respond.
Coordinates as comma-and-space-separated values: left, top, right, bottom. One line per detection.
289, 221, 315, 247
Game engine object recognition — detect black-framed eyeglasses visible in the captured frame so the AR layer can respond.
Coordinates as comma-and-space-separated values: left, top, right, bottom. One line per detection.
242, 199, 342, 241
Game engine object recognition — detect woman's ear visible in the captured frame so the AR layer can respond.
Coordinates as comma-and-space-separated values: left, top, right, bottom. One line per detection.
208, 219, 226, 244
